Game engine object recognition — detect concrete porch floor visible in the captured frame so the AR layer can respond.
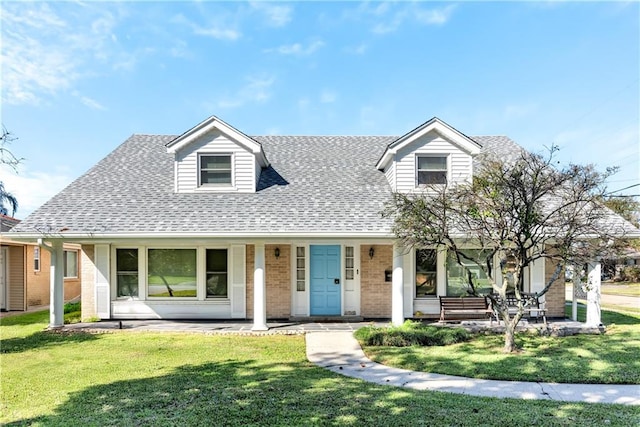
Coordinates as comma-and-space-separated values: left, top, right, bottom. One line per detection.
57, 318, 604, 336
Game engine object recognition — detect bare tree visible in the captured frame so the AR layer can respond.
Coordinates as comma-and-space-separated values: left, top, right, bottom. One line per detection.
0, 126, 22, 216
385, 146, 631, 352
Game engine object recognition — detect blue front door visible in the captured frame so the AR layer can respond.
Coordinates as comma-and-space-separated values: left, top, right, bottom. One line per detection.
310, 245, 341, 316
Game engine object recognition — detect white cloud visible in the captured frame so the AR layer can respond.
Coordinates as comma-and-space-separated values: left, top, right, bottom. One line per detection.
216, 75, 276, 109
0, 166, 73, 219
249, 2, 292, 27
352, 2, 456, 34
0, 2, 127, 106
344, 43, 368, 55
266, 40, 325, 56
172, 13, 241, 41
194, 26, 241, 41
414, 5, 456, 26
320, 90, 337, 104
71, 91, 106, 111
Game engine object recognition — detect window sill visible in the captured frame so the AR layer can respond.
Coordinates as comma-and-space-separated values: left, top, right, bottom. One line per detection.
194, 186, 237, 193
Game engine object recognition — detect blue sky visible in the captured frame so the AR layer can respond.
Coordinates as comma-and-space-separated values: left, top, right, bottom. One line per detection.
1, 1, 638, 218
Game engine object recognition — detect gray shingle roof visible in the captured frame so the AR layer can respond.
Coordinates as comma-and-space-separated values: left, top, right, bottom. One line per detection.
10, 134, 521, 235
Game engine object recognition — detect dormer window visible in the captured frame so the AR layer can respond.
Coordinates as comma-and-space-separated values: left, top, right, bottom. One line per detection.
417, 155, 447, 185
199, 154, 232, 186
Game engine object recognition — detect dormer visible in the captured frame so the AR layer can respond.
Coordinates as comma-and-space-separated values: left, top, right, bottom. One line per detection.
166, 116, 269, 193
376, 117, 481, 192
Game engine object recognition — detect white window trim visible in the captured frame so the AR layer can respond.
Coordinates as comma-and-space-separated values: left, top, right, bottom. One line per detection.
111, 245, 233, 302
114, 248, 141, 300
63, 250, 78, 279
415, 248, 438, 299
34, 246, 40, 272
197, 152, 234, 189
415, 154, 449, 187
146, 247, 199, 300
204, 247, 230, 300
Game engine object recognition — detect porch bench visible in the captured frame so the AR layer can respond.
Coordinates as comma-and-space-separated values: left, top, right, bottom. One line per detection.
439, 296, 492, 322
490, 292, 547, 326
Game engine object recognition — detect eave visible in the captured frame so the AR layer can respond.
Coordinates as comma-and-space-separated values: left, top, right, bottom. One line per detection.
166, 115, 269, 168
376, 117, 482, 170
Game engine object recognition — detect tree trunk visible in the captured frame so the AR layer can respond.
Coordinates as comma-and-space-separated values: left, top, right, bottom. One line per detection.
503, 320, 517, 353
497, 305, 523, 353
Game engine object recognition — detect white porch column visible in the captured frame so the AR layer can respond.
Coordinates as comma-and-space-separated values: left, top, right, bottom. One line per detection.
586, 262, 602, 327
49, 240, 65, 328
391, 244, 404, 326
252, 243, 268, 331
571, 265, 580, 322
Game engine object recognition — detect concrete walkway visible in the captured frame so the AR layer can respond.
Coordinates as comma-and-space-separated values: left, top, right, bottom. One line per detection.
306, 331, 640, 406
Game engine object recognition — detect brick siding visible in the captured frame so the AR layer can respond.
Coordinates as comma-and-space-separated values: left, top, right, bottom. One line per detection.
80, 245, 96, 320
265, 244, 291, 319
545, 257, 565, 318
360, 244, 392, 318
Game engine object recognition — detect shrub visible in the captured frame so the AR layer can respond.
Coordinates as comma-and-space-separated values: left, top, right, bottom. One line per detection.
354, 320, 471, 347
64, 302, 81, 314
622, 266, 640, 282
63, 302, 82, 324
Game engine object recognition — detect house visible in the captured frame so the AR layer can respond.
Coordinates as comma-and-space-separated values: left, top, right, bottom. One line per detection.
0, 214, 81, 312
5, 116, 633, 328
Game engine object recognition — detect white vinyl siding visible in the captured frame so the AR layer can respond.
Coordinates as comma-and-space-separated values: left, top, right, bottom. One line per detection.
384, 161, 396, 192
395, 132, 473, 192
255, 158, 263, 190
175, 129, 256, 193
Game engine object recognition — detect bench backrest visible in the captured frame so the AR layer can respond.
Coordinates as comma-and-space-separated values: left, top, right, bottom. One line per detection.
494, 292, 540, 308
439, 296, 488, 310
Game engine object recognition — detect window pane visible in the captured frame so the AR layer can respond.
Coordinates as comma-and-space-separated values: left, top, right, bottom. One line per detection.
34, 247, 40, 271
345, 246, 354, 257
415, 249, 437, 297
418, 171, 447, 185
117, 248, 138, 271
201, 171, 232, 184
148, 249, 197, 297
64, 251, 78, 278
206, 273, 228, 298
200, 155, 231, 170
207, 249, 227, 272
117, 249, 139, 297
296, 246, 305, 292
346, 270, 354, 280
446, 250, 493, 296
418, 156, 447, 170
206, 249, 228, 298
346, 258, 354, 269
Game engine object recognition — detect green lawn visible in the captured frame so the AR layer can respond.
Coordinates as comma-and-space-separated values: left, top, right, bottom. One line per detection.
359, 308, 640, 385
1, 311, 639, 426
602, 281, 640, 297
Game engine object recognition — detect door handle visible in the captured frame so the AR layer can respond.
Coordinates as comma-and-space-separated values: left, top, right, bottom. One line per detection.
334, 278, 340, 285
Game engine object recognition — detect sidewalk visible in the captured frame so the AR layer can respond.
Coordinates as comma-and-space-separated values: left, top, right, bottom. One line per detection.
306, 331, 640, 406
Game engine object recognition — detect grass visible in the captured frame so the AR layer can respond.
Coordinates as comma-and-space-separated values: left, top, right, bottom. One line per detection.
1, 311, 638, 426
602, 281, 640, 297
358, 308, 640, 385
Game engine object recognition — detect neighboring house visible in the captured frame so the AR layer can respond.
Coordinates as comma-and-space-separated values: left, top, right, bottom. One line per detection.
5, 117, 634, 328
601, 248, 640, 280
1, 214, 81, 312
